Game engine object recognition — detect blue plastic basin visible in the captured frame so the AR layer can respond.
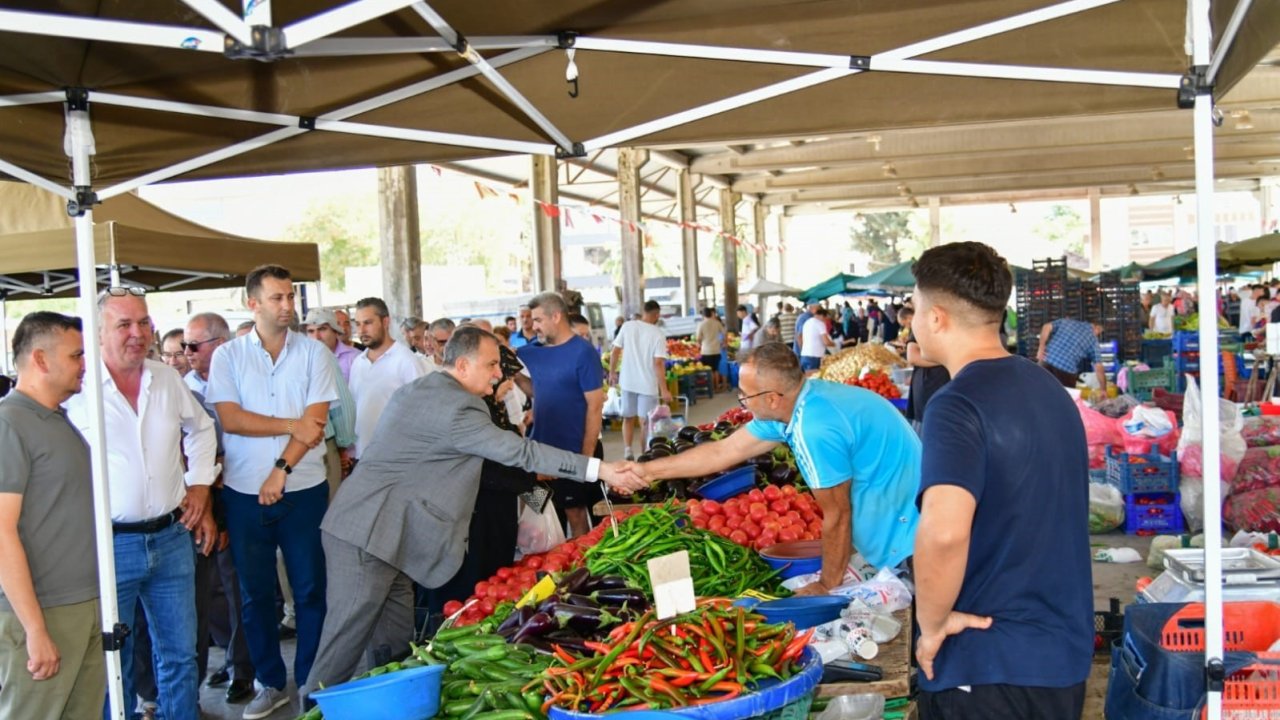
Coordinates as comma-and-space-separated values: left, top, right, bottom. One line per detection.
548, 648, 822, 720
751, 596, 848, 629
693, 465, 756, 501
759, 540, 824, 579
310, 664, 445, 720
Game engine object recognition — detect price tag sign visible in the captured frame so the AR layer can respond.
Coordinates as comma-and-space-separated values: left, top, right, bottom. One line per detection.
648, 550, 696, 619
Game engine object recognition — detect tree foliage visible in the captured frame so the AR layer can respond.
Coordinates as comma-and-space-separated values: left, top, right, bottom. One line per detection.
284, 201, 377, 292
849, 211, 922, 265
1034, 204, 1086, 255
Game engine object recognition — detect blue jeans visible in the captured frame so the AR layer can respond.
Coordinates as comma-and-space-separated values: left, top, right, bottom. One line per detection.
800, 356, 822, 372
224, 483, 328, 691
107, 523, 198, 720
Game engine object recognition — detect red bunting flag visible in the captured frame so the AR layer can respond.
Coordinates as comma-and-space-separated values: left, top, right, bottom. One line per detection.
563, 207, 574, 228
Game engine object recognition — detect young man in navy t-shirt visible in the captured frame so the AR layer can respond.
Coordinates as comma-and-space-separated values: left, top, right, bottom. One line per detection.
516, 292, 605, 537
909, 242, 1092, 720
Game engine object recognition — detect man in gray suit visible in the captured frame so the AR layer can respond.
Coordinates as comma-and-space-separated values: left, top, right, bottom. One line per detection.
303, 326, 646, 698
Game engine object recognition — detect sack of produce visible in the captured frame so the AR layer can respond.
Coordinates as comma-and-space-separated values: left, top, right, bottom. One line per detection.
1225, 445, 1280, 532
1089, 482, 1125, 534
1242, 416, 1280, 448
1118, 405, 1179, 455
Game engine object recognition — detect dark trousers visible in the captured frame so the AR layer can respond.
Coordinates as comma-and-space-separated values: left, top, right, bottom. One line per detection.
224, 483, 328, 691
195, 546, 253, 683
919, 682, 1085, 720
1041, 362, 1079, 387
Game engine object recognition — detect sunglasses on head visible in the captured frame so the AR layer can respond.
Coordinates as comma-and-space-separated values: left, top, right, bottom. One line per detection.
103, 286, 146, 297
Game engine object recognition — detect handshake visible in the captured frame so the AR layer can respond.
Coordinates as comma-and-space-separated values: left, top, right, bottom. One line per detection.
598, 461, 654, 495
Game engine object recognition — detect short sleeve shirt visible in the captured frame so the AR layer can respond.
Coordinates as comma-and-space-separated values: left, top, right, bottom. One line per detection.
918, 356, 1093, 691
0, 391, 98, 610
612, 320, 668, 396
1043, 319, 1100, 375
746, 380, 921, 569
518, 337, 603, 453
349, 341, 424, 458
697, 319, 724, 355
206, 329, 339, 494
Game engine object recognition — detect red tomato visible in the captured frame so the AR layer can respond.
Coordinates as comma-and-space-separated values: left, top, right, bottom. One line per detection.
781, 485, 798, 497
748, 489, 765, 502
740, 520, 760, 538
443, 600, 464, 616
769, 499, 790, 514
702, 500, 722, 515
716, 526, 733, 538
763, 485, 782, 502
479, 599, 496, 615
759, 531, 778, 548
692, 516, 709, 529
799, 531, 816, 541
708, 515, 727, 531
524, 556, 544, 570
474, 581, 490, 596
778, 528, 799, 543
762, 520, 781, 534
748, 505, 768, 523
784, 510, 802, 524
495, 567, 513, 580
725, 515, 744, 530
729, 529, 750, 545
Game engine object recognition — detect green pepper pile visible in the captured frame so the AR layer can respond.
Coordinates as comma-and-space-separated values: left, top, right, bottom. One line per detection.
584, 501, 787, 598
424, 624, 553, 720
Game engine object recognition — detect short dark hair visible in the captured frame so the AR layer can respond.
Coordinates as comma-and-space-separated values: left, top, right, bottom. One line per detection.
702, 307, 716, 318
444, 325, 496, 366
356, 297, 390, 319
161, 328, 185, 345
13, 312, 82, 366
643, 300, 660, 313
245, 264, 292, 299
911, 242, 1012, 322
738, 342, 804, 390
737, 304, 749, 313
503, 315, 516, 324
568, 313, 590, 328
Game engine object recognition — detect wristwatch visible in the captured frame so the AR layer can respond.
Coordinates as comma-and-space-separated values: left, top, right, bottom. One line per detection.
274, 458, 293, 475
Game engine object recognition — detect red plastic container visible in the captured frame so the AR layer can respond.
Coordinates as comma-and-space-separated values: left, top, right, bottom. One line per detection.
1159, 602, 1280, 720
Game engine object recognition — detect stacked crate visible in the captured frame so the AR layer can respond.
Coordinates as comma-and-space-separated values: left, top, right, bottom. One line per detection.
1106, 446, 1183, 535
1016, 259, 1142, 363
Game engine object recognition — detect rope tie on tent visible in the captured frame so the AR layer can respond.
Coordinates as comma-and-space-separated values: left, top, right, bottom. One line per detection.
565, 48, 579, 98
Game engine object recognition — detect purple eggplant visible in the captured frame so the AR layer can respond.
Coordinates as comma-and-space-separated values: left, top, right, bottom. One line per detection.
557, 567, 592, 596
512, 611, 555, 644
496, 605, 534, 638
518, 636, 556, 655
550, 603, 622, 635
590, 587, 649, 608
564, 593, 601, 609
580, 575, 629, 593
545, 630, 594, 655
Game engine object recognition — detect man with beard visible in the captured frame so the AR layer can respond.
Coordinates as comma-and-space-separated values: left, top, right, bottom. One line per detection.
350, 298, 425, 460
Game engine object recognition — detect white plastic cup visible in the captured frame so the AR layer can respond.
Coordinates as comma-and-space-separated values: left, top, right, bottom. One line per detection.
846, 627, 879, 660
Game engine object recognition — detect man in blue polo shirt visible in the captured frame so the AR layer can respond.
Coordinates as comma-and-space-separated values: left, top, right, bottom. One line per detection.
1036, 317, 1106, 393
910, 242, 1092, 719
625, 342, 920, 593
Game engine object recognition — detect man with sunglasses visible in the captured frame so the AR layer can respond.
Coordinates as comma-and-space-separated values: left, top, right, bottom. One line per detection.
624, 342, 921, 595
66, 287, 218, 720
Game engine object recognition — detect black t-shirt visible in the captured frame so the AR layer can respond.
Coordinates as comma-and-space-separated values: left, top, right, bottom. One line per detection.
906, 365, 950, 423
918, 356, 1093, 690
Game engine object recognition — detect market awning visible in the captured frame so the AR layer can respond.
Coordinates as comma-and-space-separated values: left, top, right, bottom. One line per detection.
848, 261, 916, 292
0, 182, 320, 298
1138, 233, 1280, 281
798, 273, 861, 303
742, 278, 802, 296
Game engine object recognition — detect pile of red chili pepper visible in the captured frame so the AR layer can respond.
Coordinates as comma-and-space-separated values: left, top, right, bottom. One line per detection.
537, 599, 812, 713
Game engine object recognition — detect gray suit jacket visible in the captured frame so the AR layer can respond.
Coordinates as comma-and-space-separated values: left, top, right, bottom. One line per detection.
321, 371, 590, 588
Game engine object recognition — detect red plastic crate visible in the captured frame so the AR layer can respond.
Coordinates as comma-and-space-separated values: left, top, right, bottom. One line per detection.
1159, 602, 1280, 720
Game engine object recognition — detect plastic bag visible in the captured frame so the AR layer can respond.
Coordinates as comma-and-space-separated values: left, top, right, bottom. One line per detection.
1118, 406, 1179, 455
816, 694, 885, 720
1147, 533, 1205, 569
516, 498, 565, 555
836, 567, 913, 613
1224, 487, 1280, 533
1077, 399, 1122, 446
1179, 444, 1240, 483
602, 386, 622, 417
1181, 476, 1205, 532
1177, 375, 1246, 480
1094, 394, 1140, 420
1089, 483, 1125, 533
1243, 416, 1280, 448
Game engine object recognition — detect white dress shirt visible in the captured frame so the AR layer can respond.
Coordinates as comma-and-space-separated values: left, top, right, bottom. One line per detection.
66, 360, 217, 523
206, 329, 339, 495
350, 340, 425, 458
415, 353, 440, 375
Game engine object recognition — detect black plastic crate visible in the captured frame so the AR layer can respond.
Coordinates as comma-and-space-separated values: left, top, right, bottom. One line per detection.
1094, 597, 1123, 653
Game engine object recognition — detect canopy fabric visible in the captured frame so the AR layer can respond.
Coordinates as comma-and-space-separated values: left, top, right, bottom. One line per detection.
0, 183, 320, 298
848, 260, 916, 292
0, 1, 1275, 190
1217, 232, 1280, 267
741, 278, 802, 296
798, 273, 861, 302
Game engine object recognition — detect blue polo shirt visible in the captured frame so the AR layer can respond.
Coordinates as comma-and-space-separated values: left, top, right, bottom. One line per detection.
518, 336, 603, 452
746, 379, 920, 569
918, 355, 1092, 691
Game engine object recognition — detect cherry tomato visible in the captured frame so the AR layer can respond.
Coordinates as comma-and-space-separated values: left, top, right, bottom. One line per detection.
443, 600, 464, 616
763, 485, 783, 502
729, 530, 750, 545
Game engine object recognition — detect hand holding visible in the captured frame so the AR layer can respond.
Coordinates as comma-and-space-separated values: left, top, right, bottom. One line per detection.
291, 416, 326, 449
599, 461, 648, 495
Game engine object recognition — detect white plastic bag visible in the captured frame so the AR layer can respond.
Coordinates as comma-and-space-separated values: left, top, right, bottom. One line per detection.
1123, 405, 1175, 438
602, 386, 622, 417
1089, 483, 1125, 534
1178, 375, 1247, 481
516, 498, 565, 555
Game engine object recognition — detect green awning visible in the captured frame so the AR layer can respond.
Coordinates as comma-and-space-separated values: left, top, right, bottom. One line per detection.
848, 261, 916, 292
799, 273, 861, 303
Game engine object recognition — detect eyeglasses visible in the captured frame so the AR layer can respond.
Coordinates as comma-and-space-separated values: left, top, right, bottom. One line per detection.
736, 389, 778, 409
159, 351, 183, 361
103, 286, 146, 297
180, 338, 220, 353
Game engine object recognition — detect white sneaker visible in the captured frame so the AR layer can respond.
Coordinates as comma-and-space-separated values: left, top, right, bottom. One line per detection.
243, 686, 290, 720
623, 449, 635, 461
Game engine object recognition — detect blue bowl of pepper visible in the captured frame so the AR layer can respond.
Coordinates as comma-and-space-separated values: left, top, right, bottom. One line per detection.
692, 465, 756, 501
547, 648, 822, 720
310, 664, 445, 720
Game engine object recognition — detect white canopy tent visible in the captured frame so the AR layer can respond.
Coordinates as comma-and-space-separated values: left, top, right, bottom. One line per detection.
0, 1, 1266, 716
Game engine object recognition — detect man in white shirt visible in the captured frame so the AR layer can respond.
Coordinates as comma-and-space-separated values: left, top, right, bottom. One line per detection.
800, 307, 835, 372
608, 300, 672, 460
1149, 293, 1176, 335
350, 297, 425, 459
207, 265, 338, 719
1239, 288, 1260, 340
66, 289, 217, 720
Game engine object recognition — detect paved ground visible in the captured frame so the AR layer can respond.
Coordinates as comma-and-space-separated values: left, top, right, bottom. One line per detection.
189, 388, 1153, 719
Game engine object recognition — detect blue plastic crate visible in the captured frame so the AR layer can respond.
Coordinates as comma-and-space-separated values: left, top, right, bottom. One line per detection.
1123, 492, 1183, 535
1106, 446, 1179, 494
1173, 331, 1200, 352
1172, 352, 1200, 373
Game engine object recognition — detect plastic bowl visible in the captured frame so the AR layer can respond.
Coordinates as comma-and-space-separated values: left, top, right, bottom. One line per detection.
889, 397, 908, 412
760, 540, 824, 579
693, 465, 756, 501
750, 596, 849, 629
310, 664, 445, 720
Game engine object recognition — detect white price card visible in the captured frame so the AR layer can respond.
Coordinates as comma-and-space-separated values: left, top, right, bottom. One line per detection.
647, 550, 696, 620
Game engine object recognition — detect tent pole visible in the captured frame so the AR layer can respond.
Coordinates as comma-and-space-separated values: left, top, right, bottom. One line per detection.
1189, 1, 1224, 719
65, 98, 128, 720
1, 295, 7, 375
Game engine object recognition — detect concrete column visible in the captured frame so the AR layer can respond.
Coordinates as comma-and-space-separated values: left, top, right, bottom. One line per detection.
1089, 187, 1103, 270
531, 155, 562, 294
777, 214, 789, 285
753, 201, 767, 279
1260, 181, 1278, 234
377, 165, 422, 337
678, 169, 701, 314
617, 148, 649, 319
720, 188, 741, 333
929, 197, 941, 247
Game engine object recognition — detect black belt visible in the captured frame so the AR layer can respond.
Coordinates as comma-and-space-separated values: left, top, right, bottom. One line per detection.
112, 509, 182, 534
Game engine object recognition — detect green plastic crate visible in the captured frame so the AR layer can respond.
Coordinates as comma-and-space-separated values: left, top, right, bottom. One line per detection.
1128, 364, 1176, 401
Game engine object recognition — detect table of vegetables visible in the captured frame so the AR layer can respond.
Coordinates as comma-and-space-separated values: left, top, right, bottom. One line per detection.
298, 404, 914, 720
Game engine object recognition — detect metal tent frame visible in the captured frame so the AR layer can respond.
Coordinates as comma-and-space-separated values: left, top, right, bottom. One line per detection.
0, 0, 1250, 716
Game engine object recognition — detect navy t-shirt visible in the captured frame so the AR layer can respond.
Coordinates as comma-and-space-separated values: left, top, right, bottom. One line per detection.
518, 336, 603, 452
918, 355, 1093, 691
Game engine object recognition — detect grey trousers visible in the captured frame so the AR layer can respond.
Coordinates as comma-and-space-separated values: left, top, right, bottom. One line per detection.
300, 532, 413, 700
